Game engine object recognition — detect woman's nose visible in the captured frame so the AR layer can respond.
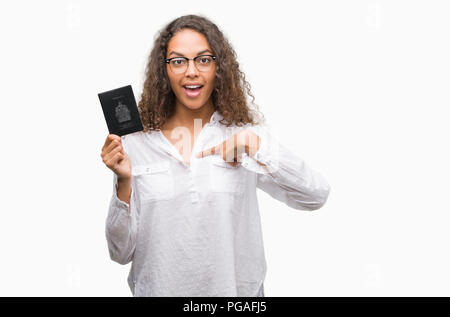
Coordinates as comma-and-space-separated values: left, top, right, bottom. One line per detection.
185, 60, 199, 76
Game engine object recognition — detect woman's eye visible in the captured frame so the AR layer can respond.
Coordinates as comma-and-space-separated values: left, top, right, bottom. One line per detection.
199, 57, 211, 64
172, 59, 185, 66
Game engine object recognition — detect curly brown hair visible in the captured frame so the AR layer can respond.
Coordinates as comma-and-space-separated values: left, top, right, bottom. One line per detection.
138, 14, 265, 132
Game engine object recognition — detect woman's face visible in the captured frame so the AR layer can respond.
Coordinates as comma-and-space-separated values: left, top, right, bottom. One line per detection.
166, 28, 216, 111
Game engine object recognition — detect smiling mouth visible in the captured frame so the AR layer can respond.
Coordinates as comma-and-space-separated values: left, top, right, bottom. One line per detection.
183, 84, 204, 89
183, 85, 204, 98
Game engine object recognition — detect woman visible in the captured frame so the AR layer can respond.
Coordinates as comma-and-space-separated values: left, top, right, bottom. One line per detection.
100, 14, 330, 297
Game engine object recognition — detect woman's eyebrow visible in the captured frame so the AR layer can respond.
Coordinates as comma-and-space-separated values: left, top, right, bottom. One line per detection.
168, 49, 213, 57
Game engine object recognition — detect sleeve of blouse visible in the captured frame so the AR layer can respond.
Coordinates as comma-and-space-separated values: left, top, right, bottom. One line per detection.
105, 171, 139, 265
241, 124, 331, 211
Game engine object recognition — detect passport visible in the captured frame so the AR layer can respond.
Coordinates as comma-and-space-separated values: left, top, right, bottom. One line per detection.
98, 85, 144, 136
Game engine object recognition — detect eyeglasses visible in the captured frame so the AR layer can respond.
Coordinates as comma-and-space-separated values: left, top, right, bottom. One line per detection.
164, 54, 216, 74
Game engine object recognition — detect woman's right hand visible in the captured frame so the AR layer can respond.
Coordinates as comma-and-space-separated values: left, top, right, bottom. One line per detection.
101, 134, 131, 181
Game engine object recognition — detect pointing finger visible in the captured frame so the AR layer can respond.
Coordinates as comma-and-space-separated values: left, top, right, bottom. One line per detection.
196, 143, 223, 158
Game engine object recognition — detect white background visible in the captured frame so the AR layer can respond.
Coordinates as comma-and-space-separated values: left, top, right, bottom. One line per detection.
0, 0, 449, 296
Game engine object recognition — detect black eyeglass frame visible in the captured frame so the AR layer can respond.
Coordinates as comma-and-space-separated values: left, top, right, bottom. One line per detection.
164, 54, 217, 72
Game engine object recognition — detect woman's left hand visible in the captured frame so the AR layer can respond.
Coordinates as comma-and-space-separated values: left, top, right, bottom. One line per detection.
196, 130, 261, 167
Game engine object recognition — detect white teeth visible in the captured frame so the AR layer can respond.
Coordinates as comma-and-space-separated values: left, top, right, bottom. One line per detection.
185, 85, 201, 89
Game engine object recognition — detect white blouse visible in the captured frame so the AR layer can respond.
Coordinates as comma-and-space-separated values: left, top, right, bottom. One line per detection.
105, 110, 331, 297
